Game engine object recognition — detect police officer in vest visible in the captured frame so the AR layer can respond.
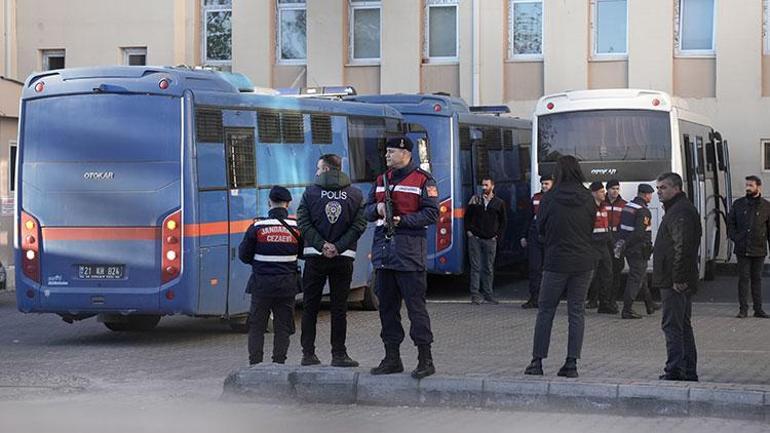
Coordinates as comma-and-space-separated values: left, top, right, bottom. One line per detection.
365, 136, 439, 379
238, 186, 301, 365
614, 184, 659, 319
297, 154, 367, 367
521, 174, 553, 309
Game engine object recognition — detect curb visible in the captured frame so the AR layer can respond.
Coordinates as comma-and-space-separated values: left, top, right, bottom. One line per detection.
223, 365, 770, 420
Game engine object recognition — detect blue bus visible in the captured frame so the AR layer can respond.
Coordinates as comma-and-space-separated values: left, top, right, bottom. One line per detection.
345, 94, 532, 275
16, 66, 402, 331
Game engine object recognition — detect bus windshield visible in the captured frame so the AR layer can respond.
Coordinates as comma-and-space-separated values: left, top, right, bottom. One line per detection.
537, 109, 671, 163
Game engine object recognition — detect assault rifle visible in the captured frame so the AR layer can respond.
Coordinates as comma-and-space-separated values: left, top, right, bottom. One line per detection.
382, 172, 396, 240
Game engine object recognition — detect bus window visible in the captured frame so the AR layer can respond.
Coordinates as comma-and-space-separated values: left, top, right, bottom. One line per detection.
257, 111, 281, 143
483, 128, 502, 150
459, 126, 471, 150
226, 129, 256, 189
537, 110, 671, 162
310, 114, 333, 144
196, 108, 224, 143
503, 130, 514, 150
281, 112, 305, 143
695, 136, 705, 177
705, 139, 716, 173
348, 117, 386, 183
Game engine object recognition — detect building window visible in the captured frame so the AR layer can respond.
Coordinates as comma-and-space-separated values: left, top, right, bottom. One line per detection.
593, 0, 627, 57
509, 0, 543, 59
41, 50, 65, 71
349, 0, 381, 62
202, 0, 232, 64
425, 0, 459, 62
763, 140, 770, 171
278, 0, 307, 64
122, 47, 147, 66
675, 0, 716, 56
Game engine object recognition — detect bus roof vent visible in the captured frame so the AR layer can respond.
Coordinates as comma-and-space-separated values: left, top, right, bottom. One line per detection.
195, 109, 223, 143
469, 105, 511, 116
311, 114, 333, 144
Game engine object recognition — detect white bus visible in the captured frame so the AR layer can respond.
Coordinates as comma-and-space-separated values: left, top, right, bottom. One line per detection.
531, 89, 733, 279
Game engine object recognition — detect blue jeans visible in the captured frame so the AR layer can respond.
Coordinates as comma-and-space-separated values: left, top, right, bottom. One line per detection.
468, 235, 497, 298
532, 270, 594, 359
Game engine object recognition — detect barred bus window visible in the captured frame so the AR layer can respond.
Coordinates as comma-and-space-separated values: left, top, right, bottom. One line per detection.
348, 116, 386, 183
484, 127, 503, 150
476, 142, 490, 180
503, 129, 514, 150
459, 126, 471, 150
281, 112, 305, 143
310, 114, 333, 144
195, 109, 224, 143
226, 130, 256, 189
257, 111, 281, 143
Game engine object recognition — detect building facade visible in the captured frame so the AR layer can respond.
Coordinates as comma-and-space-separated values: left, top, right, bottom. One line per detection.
0, 0, 767, 283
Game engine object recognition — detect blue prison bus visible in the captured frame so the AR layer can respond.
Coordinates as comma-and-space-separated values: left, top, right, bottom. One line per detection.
15, 66, 402, 331
345, 94, 533, 275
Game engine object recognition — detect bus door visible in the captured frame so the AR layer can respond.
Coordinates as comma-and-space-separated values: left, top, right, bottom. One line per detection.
459, 126, 477, 216
715, 133, 734, 262
683, 133, 708, 276
223, 122, 257, 318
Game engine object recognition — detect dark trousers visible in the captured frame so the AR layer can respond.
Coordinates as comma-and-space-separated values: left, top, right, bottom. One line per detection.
301, 256, 354, 356
468, 235, 497, 298
527, 230, 545, 300
532, 269, 593, 359
737, 255, 765, 313
587, 243, 613, 305
623, 251, 652, 312
376, 269, 433, 347
248, 295, 295, 364
660, 288, 698, 379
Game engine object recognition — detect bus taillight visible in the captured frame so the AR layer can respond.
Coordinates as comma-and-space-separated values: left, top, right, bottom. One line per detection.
21, 211, 41, 283
161, 210, 182, 284
436, 199, 452, 252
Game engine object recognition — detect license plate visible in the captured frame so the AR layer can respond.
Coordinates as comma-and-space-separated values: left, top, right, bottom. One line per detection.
77, 265, 125, 280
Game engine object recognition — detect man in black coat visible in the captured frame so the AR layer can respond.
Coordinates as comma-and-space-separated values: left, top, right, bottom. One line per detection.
652, 172, 701, 381
727, 175, 770, 318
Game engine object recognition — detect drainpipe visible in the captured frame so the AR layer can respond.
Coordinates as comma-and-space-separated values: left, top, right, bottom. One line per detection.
471, 0, 480, 106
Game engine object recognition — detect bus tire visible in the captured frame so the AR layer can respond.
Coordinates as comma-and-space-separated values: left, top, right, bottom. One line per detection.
103, 315, 161, 332
360, 278, 379, 311
228, 316, 249, 333
704, 260, 716, 281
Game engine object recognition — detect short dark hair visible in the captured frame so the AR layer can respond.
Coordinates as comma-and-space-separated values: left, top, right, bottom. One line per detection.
554, 155, 585, 185
746, 175, 762, 186
319, 154, 342, 170
481, 176, 495, 185
656, 172, 683, 190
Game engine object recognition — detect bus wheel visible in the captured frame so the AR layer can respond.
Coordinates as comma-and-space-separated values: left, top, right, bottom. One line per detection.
360, 279, 379, 311
704, 260, 716, 281
228, 316, 249, 333
103, 315, 161, 332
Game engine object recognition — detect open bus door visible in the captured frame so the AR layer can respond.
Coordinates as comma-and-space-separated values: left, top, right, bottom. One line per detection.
715, 133, 734, 262
682, 134, 708, 279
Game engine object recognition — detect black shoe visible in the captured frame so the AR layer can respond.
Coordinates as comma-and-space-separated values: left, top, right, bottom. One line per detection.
597, 303, 619, 314
557, 358, 578, 378
301, 353, 321, 366
521, 299, 538, 309
249, 359, 262, 366
483, 295, 500, 305
273, 359, 285, 364
524, 358, 543, 375
370, 344, 404, 375
331, 353, 360, 368
736, 310, 748, 318
754, 310, 770, 318
621, 310, 643, 319
645, 302, 661, 315
659, 373, 685, 381
471, 296, 482, 305
585, 300, 598, 310
411, 345, 436, 379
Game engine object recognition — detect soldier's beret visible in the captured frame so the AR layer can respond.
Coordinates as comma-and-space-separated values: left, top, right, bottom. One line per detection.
385, 136, 414, 152
269, 185, 292, 202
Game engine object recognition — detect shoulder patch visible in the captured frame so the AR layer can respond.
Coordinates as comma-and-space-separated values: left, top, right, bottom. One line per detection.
426, 185, 439, 198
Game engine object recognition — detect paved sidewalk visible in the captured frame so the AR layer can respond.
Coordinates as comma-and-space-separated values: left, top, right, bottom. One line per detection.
225, 299, 770, 417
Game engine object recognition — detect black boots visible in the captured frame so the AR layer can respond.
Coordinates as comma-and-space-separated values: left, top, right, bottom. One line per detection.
301, 353, 321, 366
524, 357, 543, 375
371, 344, 404, 375
331, 353, 360, 368
411, 345, 436, 379
557, 357, 578, 378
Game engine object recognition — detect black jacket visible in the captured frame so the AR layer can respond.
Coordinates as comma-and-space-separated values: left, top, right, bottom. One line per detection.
297, 169, 367, 259
727, 195, 770, 257
464, 194, 507, 239
652, 192, 702, 291
538, 181, 596, 273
